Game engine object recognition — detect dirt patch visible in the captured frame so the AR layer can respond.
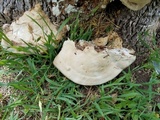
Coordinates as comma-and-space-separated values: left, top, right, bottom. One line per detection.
0, 67, 16, 94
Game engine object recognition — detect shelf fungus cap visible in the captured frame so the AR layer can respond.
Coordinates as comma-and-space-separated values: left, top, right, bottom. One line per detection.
1, 4, 67, 54
120, 0, 151, 11
53, 37, 136, 86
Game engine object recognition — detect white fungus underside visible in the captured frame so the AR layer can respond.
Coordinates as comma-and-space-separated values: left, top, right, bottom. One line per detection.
53, 40, 136, 86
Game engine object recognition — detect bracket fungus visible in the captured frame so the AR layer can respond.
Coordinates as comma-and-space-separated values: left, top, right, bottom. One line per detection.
53, 32, 136, 85
1, 4, 66, 54
120, 0, 151, 11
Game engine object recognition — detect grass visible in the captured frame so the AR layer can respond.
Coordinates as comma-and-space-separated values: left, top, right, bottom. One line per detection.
0, 14, 160, 120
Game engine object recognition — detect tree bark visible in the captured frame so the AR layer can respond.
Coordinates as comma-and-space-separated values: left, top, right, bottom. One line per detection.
115, 0, 160, 45
115, 0, 160, 66
0, 0, 58, 26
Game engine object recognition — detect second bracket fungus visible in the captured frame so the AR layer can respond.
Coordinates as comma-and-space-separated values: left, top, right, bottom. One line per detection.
120, 0, 151, 11
1, 4, 67, 54
53, 32, 136, 85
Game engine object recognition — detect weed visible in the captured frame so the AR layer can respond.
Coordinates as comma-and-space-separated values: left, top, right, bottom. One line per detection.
69, 14, 93, 41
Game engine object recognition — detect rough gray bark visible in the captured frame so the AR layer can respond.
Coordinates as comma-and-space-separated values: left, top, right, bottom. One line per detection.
116, 0, 160, 44
115, 0, 160, 66
0, 0, 61, 26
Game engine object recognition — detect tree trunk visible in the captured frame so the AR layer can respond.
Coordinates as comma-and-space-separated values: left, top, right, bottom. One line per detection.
115, 0, 160, 66
115, 0, 160, 46
0, 0, 61, 26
